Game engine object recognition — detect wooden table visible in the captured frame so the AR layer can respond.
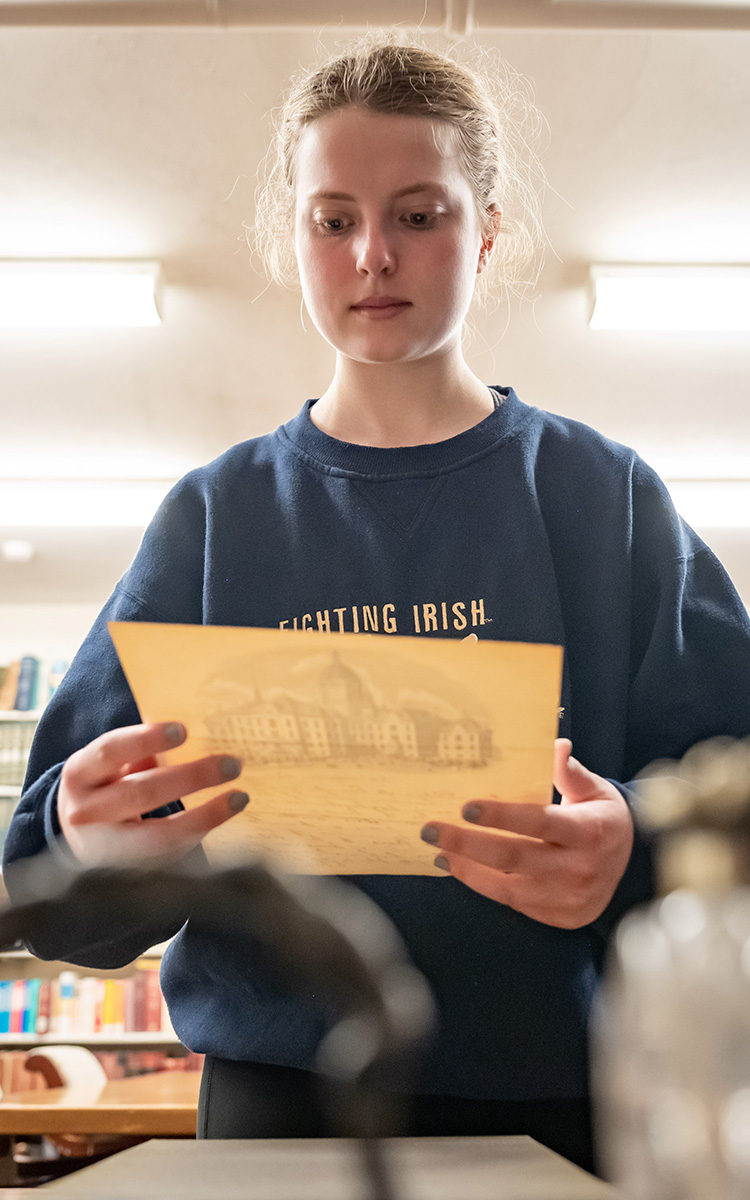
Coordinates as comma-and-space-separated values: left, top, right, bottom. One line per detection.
12, 1135, 620, 1199
0, 1070, 200, 1138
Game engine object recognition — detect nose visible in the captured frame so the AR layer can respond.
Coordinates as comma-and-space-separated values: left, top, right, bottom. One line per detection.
354, 221, 396, 277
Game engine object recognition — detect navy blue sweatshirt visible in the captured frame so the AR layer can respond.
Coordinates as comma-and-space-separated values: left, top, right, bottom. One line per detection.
5, 388, 750, 1101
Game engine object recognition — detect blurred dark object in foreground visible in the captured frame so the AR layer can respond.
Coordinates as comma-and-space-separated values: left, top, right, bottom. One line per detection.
0, 853, 436, 1200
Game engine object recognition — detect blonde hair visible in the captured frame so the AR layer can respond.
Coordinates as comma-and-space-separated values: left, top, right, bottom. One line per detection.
252, 31, 547, 310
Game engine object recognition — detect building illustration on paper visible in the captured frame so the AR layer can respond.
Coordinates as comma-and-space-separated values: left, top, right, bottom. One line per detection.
204, 652, 493, 768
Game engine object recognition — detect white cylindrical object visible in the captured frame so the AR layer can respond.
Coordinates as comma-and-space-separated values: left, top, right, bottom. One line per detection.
594, 889, 750, 1199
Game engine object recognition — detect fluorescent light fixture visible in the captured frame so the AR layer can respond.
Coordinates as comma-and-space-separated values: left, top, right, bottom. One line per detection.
666, 480, 750, 528
571, 1, 750, 6
589, 265, 750, 331
0, 260, 162, 328
1, 539, 35, 563
0, 481, 173, 527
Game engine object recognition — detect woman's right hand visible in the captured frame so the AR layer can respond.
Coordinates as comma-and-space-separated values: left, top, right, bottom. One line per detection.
58, 721, 248, 865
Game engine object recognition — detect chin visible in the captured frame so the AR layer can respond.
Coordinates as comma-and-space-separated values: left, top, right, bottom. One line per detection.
338, 334, 437, 365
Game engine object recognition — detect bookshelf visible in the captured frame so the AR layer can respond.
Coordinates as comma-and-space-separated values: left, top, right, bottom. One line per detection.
0, 710, 40, 879
0, 1032, 180, 1047
0, 682, 187, 1065
0, 711, 40, 798
0, 637, 196, 1093
0, 954, 178, 1032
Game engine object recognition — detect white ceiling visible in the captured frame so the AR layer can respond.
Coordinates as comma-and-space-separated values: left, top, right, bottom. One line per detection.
1, 15, 749, 608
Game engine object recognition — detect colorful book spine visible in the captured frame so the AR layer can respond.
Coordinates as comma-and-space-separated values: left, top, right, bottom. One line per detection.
143, 968, 163, 1033
30, 659, 49, 711
0, 661, 20, 710
101, 979, 126, 1035
0, 969, 170, 1038
35, 980, 51, 1035
114, 980, 125, 1034
13, 656, 39, 711
161, 990, 174, 1035
9, 980, 25, 1034
123, 976, 137, 1033
77, 977, 100, 1035
93, 978, 105, 1034
0, 655, 69, 713
21, 978, 41, 1033
56, 970, 77, 1034
0, 980, 12, 1033
48, 659, 68, 698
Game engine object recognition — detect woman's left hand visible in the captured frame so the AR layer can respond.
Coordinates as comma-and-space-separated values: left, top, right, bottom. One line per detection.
420, 738, 634, 929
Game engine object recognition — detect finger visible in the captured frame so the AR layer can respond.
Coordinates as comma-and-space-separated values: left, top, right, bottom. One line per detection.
76, 790, 251, 864
459, 799, 584, 848
434, 851, 582, 927
553, 738, 604, 805
120, 755, 159, 776
70, 753, 243, 825
134, 789, 252, 857
421, 821, 556, 874
434, 850, 538, 909
66, 722, 187, 790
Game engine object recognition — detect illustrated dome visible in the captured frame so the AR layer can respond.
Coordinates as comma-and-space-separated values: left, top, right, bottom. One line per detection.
320, 653, 367, 712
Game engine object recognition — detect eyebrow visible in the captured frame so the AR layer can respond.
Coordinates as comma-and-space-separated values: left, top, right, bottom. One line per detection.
307, 183, 448, 202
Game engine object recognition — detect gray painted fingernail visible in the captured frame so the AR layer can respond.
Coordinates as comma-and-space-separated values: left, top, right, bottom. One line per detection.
420, 824, 439, 845
165, 722, 186, 745
434, 856, 450, 872
463, 804, 482, 823
228, 791, 249, 813
220, 756, 242, 781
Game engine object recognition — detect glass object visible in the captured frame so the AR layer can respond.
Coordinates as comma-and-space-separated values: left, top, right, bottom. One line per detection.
594, 737, 750, 1200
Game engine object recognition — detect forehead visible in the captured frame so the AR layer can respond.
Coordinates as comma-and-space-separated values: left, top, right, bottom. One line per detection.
294, 108, 466, 202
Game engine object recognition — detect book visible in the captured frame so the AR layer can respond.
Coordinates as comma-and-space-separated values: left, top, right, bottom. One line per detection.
3, 1050, 45, 1093
93, 977, 105, 1034
114, 980, 125, 1033
13, 656, 39, 712
0, 980, 12, 1034
101, 979, 125, 1035
9, 979, 25, 1034
35, 979, 51, 1035
56, 970, 77, 1034
21, 978, 41, 1034
161, 990, 174, 1036
31, 658, 50, 710
131, 971, 147, 1032
0, 661, 20, 710
123, 976, 137, 1033
30, 658, 68, 710
48, 659, 68, 697
78, 977, 100, 1035
94, 1050, 123, 1080
143, 968, 163, 1033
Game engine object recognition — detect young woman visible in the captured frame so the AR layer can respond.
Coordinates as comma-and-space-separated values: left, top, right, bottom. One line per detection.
5, 35, 750, 1175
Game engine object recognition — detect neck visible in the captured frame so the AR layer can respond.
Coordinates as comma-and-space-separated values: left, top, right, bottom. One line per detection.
309, 352, 495, 448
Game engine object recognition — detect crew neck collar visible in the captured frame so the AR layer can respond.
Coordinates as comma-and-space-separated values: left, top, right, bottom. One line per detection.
277, 387, 531, 480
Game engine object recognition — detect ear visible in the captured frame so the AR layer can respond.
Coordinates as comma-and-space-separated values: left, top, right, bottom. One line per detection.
477, 205, 503, 275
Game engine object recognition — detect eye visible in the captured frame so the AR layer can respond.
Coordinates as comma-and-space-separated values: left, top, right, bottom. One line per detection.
314, 216, 350, 235
404, 211, 439, 228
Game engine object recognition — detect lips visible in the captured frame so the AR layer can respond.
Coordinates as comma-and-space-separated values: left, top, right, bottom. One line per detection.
352, 296, 411, 309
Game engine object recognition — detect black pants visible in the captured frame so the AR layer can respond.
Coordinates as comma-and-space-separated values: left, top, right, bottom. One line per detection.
197, 1058, 597, 1176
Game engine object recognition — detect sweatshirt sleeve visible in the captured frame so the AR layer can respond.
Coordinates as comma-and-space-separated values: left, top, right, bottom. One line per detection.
2, 476, 210, 967
592, 461, 750, 937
